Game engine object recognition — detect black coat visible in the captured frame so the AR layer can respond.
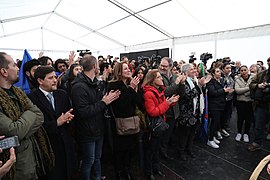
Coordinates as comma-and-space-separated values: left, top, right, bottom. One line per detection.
107, 80, 138, 151
71, 73, 107, 142
28, 89, 77, 180
207, 78, 227, 111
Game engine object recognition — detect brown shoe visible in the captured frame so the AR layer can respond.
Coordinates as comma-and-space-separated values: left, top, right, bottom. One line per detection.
248, 143, 262, 152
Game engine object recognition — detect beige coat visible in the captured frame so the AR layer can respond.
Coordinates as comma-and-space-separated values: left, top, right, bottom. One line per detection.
235, 75, 254, 102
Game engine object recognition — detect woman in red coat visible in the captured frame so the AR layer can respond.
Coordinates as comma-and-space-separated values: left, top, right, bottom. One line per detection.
142, 69, 179, 180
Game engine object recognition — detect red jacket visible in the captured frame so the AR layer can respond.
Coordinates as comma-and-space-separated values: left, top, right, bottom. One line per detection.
143, 85, 170, 121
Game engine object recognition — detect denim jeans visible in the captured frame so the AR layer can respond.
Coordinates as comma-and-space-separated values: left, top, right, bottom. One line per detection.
80, 137, 103, 180
254, 107, 270, 145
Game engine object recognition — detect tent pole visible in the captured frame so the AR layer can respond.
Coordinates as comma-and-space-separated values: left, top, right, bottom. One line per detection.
214, 38, 217, 60
171, 38, 175, 59
108, 0, 174, 39
54, 12, 126, 47
41, 27, 44, 51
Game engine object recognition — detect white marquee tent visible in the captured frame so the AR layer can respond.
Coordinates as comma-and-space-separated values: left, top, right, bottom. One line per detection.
1, 0, 270, 66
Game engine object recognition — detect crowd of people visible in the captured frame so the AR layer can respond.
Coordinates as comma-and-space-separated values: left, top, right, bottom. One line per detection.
0, 50, 270, 180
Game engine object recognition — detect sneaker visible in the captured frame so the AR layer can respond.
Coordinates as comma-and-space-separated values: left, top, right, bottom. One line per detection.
248, 143, 262, 152
267, 134, 270, 140
213, 137, 220, 144
235, 133, 242, 142
216, 131, 223, 140
221, 129, 230, 137
207, 140, 219, 149
243, 134, 249, 143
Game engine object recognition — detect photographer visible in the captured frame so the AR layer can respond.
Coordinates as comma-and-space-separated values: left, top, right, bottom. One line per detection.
248, 57, 270, 151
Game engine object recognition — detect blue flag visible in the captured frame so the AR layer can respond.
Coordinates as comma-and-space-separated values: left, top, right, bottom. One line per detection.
198, 91, 209, 143
14, 49, 32, 94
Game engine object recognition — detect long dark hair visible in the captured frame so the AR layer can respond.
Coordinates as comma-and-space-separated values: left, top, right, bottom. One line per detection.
65, 64, 81, 96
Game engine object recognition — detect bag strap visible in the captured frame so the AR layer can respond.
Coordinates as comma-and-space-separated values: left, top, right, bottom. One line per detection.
109, 105, 116, 119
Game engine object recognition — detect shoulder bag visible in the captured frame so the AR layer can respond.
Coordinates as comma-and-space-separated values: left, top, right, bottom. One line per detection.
146, 92, 169, 137
110, 106, 140, 135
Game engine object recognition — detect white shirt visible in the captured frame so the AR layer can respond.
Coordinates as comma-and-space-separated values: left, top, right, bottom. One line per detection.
39, 87, 55, 110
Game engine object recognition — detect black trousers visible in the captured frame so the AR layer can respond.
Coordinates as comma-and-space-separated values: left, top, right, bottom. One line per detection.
177, 124, 198, 154
143, 133, 161, 175
221, 100, 233, 129
160, 117, 175, 153
209, 110, 224, 141
236, 101, 253, 134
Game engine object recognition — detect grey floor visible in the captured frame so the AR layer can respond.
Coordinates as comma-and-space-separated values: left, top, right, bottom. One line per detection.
101, 109, 270, 180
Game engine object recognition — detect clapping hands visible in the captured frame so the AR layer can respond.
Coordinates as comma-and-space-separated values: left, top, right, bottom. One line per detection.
102, 90, 121, 105
129, 76, 140, 90
166, 94, 180, 105
57, 108, 74, 126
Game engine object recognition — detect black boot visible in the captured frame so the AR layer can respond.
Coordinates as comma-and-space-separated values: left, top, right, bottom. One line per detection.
178, 153, 187, 161
116, 171, 125, 180
160, 150, 173, 160
153, 170, 165, 178
125, 170, 135, 180
145, 174, 155, 180
186, 150, 195, 158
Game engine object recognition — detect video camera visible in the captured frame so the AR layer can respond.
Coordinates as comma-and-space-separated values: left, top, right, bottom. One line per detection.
107, 55, 113, 59
77, 49, 92, 57
151, 54, 161, 64
222, 57, 235, 65
137, 56, 150, 64
200, 53, 213, 65
189, 54, 197, 63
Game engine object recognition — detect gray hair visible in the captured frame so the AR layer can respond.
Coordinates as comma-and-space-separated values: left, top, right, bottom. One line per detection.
250, 64, 259, 72
161, 57, 173, 67
181, 63, 193, 74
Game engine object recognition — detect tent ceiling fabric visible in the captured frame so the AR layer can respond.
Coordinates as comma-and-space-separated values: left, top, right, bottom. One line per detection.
1, 0, 270, 56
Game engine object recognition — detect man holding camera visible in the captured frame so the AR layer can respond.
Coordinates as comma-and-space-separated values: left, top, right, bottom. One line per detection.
248, 57, 270, 151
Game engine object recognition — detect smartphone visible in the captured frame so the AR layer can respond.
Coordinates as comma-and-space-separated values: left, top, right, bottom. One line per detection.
0, 136, 20, 150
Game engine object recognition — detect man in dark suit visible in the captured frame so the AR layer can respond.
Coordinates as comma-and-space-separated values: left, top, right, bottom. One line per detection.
28, 66, 77, 180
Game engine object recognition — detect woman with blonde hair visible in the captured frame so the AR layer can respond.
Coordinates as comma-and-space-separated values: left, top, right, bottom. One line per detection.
107, 62, 141, 180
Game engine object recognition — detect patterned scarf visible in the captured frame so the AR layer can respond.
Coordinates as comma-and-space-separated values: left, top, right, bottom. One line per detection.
0, 86, 54, 180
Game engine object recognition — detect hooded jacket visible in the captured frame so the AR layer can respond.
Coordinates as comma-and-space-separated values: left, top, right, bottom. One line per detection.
71, 72, 107, 143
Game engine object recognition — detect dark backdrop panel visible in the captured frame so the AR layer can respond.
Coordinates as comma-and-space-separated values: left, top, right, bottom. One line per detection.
120, 48, 169, 61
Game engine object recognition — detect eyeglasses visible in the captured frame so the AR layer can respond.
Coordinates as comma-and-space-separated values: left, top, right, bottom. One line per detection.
160, 64, 169, 68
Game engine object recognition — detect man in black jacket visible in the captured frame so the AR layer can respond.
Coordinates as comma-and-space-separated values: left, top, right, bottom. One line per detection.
28, 66, 77, 180
71, 55, 120, 180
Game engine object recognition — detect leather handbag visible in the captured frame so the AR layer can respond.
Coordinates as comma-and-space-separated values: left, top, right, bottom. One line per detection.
110, 106, 140, 135
114, 116, 140, 135
147, 115, 169, 137
146, 92, 169, 137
